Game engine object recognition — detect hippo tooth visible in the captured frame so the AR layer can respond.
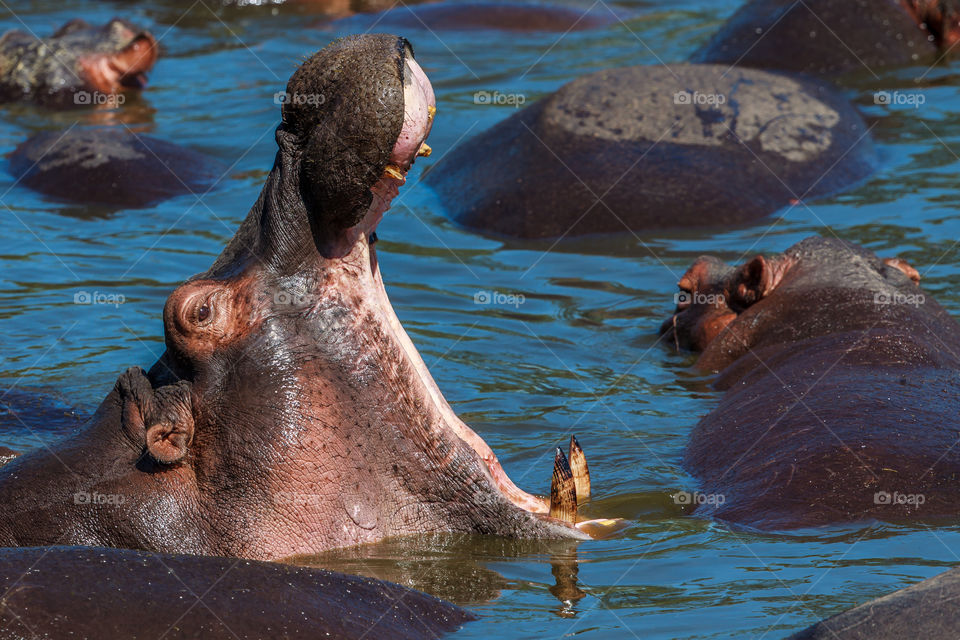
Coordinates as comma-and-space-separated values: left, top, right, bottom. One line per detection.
417, 142, 432, 158
383, 165, 406, 184
550, 447, 578, 524
568, 435, 590, 501
427, 105, 436, 121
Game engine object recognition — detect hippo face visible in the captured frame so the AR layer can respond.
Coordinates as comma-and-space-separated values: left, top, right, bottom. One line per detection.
905, 0, 960, 48
101, 35, 585, 557
0, 18, 157, 106
660, 254, 785, 353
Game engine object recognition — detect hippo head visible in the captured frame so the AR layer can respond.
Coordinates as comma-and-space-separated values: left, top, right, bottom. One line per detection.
660, 238, 924, 370
904, 0, 960, 48
0, 18, 157, 106
101, 35, 593, 558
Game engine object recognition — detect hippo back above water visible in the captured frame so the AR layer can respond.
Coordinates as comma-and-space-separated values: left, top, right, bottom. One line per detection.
426, 64, 876, 239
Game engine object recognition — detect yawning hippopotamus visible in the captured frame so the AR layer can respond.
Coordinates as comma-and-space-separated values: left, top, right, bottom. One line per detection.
0, 18, 157, 107
661, 237, 960, 529
0, 546, 472, 639
0, 35, 601, 558
426, 65, 875, 239
692, 0, 958, 76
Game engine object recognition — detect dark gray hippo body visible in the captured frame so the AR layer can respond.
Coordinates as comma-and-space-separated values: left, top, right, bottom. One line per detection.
0, 546, 472, 639
692, 0, 959, 77
661, 237, 960, 529
426, 65, 875, 239
9, 128, 223, 208
334, 2, 619, 32
786, 566, 960, 639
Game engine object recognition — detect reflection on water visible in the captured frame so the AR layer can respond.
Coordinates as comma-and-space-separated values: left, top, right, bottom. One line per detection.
2, 0, 960, 637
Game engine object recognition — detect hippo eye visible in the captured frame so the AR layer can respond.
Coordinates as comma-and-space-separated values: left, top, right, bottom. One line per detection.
198, 305, 211, 323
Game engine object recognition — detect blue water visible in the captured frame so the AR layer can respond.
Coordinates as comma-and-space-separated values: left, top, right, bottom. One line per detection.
3, 0, 960, 637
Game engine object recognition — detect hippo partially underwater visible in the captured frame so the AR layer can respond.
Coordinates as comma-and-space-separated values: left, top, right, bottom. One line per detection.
0, 34, 603, 563
661, 236, 960, 529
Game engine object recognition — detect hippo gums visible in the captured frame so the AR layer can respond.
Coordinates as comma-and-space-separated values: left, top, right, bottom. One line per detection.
661, 237, 960, 529
692, 0, 960, 76
0, 35, 601, 559
0, 18, 157, 107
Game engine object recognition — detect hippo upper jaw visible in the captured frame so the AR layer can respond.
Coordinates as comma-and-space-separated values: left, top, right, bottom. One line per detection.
78, 31, 158, 94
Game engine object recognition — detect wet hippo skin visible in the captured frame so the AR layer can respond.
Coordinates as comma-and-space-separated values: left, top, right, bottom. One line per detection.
0, 546, 472, 639
334, 2, 619, 32
0, 34, 595, 562
0, 18, 157, 108
426, 65, 876, 239
9, 128, 223, 208
660, 237, 960, 529
785, 566, 960, 639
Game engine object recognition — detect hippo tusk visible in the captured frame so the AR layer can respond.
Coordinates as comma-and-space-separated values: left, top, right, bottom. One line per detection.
417, 142, 432, 157
383, 164, 406, 184
427, 105, 436, 121
550, 447, 578, 524
568, 436, 590, 501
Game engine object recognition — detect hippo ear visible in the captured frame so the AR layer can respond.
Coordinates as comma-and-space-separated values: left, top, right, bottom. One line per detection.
146, 418, 194, 465
883, 257, 921, 283
731, 255, 773, 308
52, 18, 91, 38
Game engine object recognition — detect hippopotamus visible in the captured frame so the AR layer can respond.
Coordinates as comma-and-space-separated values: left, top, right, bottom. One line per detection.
786, 565, 960, 639
660, 236, 960, 529
0, 546, 471, 639
0, 18, 157, 108
0, 34, 605, 559
8, 128, 223, 208
426, 65, 875, 239
333, 2, 619, 32
692, 0, 960, 77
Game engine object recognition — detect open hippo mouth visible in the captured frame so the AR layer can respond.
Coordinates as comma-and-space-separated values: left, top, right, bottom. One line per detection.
105, 34, 617, 558
78, 20, 158, 93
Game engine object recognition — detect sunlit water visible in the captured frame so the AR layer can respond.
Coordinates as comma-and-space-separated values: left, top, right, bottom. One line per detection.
2, 0, 960, 637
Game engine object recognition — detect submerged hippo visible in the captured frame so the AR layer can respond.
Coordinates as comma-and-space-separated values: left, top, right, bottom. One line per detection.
0, 546, 471, 639
0, 35, 600, 559
426, 65, 875, 239
693, 0, 960, 77
785, 565, 960, 639
9, 128, 223, 208
334, 2, 619, 32
0, 18, 157, 108
660, 237, 960, 529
